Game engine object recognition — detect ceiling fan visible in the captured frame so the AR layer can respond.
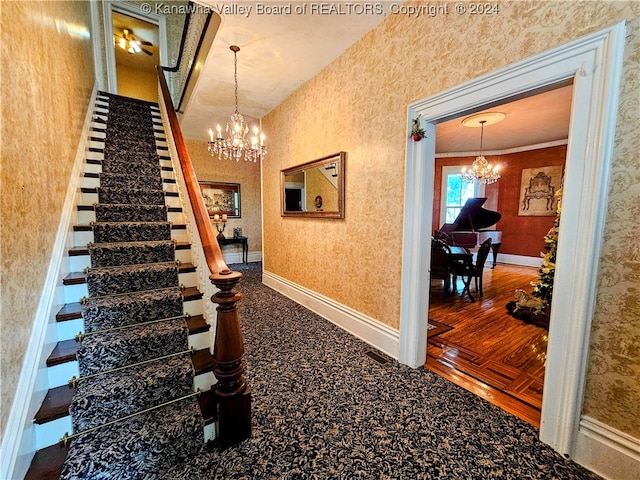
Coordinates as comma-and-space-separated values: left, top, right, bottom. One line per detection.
114, 29, 153, 55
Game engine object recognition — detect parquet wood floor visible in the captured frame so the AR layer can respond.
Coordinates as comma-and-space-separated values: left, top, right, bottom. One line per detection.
425, 263, 548, 428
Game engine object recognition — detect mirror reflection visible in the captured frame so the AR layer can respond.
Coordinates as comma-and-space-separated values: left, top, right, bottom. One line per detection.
281, 152, 345, 218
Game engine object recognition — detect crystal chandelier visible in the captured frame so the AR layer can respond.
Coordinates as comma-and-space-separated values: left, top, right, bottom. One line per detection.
461, 113, 504, 185
208, 45, 267, 163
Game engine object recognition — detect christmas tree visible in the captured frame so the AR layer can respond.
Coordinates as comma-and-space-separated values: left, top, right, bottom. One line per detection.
530, 187, 562, 307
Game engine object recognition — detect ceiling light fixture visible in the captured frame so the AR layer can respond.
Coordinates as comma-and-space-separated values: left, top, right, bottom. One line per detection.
116, 29, 141, 54
208, 45, 267, 163
461, 112, 505, 184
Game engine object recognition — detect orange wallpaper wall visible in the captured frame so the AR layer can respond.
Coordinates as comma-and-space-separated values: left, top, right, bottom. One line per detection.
260, 0, 640, 437
0, 0, 95, 437
433, 146, 567, 258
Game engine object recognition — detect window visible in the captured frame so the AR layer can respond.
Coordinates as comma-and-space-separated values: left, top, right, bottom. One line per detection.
440, 165, 484, 224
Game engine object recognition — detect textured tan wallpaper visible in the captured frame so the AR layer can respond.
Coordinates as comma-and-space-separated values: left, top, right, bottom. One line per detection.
262, 1, 640, 437
0, 0, 95, 438
185, 139, 263, 256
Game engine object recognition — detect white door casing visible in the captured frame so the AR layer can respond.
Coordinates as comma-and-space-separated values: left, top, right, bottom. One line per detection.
399, 22, 626, 456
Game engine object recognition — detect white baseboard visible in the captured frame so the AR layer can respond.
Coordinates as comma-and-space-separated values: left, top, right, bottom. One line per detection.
0, 86, 98, 480
497, 253, 543, 268
573, 416, 640, 480
222, 250, 262, 266
262, 270, 400, 359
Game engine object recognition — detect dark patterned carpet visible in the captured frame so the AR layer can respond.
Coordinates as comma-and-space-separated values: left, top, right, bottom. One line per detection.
170, 262, 601, 479
61, 93, 202, 479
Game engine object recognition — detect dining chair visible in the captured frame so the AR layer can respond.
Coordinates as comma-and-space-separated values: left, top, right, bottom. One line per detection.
451, 238, 493, 299
430, 238, 452, 300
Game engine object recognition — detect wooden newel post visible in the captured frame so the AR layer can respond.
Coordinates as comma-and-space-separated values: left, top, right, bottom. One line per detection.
210, 270, 251, 450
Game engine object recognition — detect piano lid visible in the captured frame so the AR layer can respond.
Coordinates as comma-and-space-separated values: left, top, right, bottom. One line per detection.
448, 197, 501, 232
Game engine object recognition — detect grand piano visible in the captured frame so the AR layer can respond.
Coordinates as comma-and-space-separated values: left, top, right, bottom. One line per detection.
437, 197, 502, 268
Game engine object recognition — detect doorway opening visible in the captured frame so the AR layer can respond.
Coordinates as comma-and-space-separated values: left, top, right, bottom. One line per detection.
398, 23, 625, 455
425, 84, 572, 428
102, 0, 168, 99
111, 12, 159, 102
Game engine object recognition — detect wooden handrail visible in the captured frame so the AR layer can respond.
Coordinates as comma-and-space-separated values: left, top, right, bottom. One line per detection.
156, 66, 251, 449
156, 65, 233, 278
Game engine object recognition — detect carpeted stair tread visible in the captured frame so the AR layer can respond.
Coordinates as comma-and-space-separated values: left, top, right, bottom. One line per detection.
103, 152, 162, 168
57, 287, 201, 322
34, 368, 215, 429
98, 187, 164, 205
103, 140, 158, 154
86, 261, 179, 297
81, 287, 184, 332
105, 108, 153, 123
105, 107, 154, 119
97, 186, 165, 206
94, 203, 167, 223
70, 352, 194, 432
102, 155, 160, 172
98, 172, 163, 190
47, 315, 208, 367
77, 316, 189, 376
104, 134, 158, 147
60, 395, 204, 480
88, 239, 175, 267
63, 263, 195, 287
105, 124, 155, 137
91, 221, 172, 243
104, 135, 157, 146
70, 240, 188, 258
101, 159, 162, 178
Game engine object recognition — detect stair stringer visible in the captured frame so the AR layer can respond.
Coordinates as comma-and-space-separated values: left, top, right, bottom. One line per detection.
0, 85, 99, 480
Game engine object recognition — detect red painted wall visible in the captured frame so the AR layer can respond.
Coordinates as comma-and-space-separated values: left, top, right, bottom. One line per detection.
432, 145, 566, 258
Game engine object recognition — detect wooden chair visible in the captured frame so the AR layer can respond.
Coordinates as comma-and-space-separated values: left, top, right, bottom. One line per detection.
451, 238, 492, 299
430, 238, 452, 300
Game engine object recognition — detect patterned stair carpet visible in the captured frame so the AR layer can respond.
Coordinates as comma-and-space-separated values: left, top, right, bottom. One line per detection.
167, 262, 603, 480
60, 93, 203, 479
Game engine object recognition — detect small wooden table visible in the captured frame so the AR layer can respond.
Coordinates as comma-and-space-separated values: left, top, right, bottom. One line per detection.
218, 236, 248, 263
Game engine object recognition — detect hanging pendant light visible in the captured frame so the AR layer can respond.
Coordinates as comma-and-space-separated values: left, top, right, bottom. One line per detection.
461, 112, 505, 184
207, 45, 267, 163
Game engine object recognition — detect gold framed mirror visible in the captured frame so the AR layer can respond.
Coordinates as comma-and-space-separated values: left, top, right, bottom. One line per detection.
281, 152, 345, 218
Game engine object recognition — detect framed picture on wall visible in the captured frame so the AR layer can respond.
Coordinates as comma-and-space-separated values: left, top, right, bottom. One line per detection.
518, 166, 563, 216
199, 181, 241, 218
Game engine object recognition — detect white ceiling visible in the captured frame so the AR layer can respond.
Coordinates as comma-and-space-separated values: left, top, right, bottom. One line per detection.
436, 84, 573, 154
179, 4, 388, 141
178, 6, 573, 153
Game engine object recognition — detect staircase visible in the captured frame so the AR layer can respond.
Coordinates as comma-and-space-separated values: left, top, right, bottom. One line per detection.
26, 92, 218, 479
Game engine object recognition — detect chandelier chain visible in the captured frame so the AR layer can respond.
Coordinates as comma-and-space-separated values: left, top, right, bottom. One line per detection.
233, 48, 239, 114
